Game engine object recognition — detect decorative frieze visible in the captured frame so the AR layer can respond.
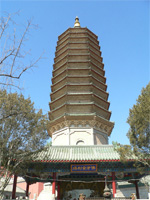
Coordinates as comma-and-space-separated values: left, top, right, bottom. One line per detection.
49, 119, 112, 136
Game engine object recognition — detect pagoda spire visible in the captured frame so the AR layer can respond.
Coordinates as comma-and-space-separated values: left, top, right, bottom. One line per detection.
74, 16, 81, 28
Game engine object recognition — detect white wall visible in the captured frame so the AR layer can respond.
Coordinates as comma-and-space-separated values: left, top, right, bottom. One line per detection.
52, 127, 108, 146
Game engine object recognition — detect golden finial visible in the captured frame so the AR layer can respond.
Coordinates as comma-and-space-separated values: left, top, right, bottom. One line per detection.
74, 16, 81, 28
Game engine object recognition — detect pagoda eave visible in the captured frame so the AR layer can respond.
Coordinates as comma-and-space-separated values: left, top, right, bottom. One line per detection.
47, 114, 114, 137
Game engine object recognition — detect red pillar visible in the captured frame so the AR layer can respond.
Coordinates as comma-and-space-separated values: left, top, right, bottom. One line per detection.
52, 172, 56, 197
26, 182, 30, 197
57, 182, 60, 200
112, 172, 116, 197
12, 174, 17, 199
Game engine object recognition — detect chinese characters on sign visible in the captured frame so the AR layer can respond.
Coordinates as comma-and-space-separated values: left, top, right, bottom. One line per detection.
71, 164, 97, 173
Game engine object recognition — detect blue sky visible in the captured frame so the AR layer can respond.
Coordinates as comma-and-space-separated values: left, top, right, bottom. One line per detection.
1, 0, 149, 145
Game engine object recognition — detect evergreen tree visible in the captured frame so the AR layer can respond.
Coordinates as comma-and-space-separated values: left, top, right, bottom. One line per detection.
115, 82, 150, 173
127, 82, 150, 161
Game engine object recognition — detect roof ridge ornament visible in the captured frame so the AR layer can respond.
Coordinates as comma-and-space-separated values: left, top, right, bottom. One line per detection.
74, 16, 81, 28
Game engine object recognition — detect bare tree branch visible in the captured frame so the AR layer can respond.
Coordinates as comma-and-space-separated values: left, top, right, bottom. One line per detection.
0, 12, 43, 89
10, 20, 31, 76
0, 49, 15, 65
0, 15, 11, 39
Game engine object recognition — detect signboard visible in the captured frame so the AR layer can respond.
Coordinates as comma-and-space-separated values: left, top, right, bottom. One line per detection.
71, 164, 97, 173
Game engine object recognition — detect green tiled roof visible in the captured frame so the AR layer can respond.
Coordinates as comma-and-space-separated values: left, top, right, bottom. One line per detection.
33, 145, 120, 163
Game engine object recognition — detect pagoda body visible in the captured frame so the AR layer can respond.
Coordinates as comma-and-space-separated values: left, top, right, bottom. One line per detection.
10, 18, 148, 200
48, 18, 114, 145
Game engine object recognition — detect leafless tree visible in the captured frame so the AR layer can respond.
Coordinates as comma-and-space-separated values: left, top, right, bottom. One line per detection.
0, 12, 43, 89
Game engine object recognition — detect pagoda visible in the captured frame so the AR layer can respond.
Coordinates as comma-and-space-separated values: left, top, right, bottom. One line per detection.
10, 17, 149, 200
48, 17, 114, 146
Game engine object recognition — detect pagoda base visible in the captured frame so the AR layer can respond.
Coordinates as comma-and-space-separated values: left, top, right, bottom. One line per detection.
52, 126, 108, 145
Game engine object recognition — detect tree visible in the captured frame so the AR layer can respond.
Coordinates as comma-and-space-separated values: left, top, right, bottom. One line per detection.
0, 12, 47, 198
0, 12, 43, 89
115, 82, 150, 173
0, 90, 49, 197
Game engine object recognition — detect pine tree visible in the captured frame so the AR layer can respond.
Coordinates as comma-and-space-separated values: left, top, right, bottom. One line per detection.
127, 82, 150, 161
115, 82, 150, 174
